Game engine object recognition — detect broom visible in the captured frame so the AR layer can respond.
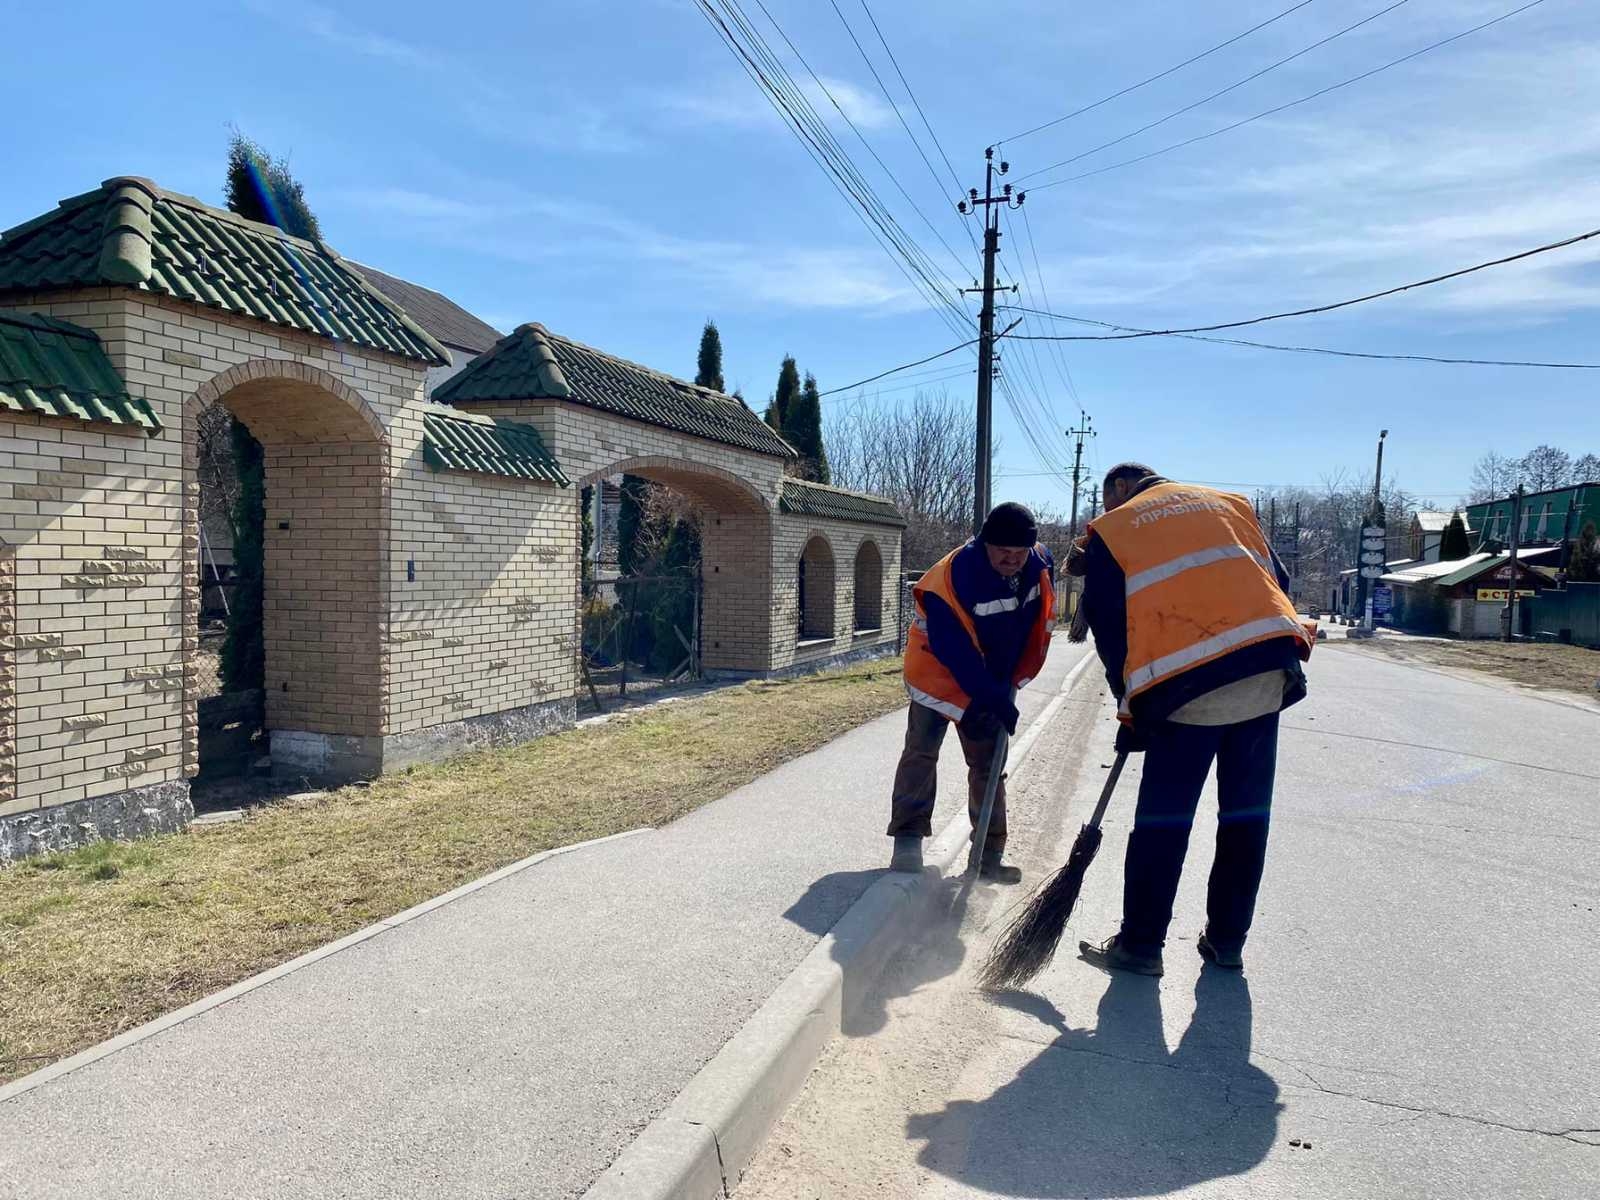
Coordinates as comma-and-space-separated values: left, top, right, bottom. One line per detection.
978, 750, 1128, 991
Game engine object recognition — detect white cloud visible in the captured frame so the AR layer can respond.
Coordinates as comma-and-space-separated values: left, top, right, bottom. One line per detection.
661, 74, 894, 133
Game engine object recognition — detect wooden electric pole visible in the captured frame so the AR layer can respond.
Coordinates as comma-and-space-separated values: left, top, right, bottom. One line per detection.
1066, 414, 1096, 538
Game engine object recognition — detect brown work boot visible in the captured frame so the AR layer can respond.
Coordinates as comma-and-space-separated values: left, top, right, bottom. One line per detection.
978, 845, 1022, 884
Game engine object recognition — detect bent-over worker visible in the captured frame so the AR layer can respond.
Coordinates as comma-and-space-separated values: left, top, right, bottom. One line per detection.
1079, 464, 1314, 975
888, 502, 1055, 883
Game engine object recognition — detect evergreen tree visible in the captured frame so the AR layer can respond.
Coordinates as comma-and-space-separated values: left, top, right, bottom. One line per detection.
765, 355, 801, 436
787, 372, 830, 483
1440, 511, 1471, 560
695, 320, 725, 392
225, 131, 322, 240
1570, 522, 1600, 583
220, 419, 265, 693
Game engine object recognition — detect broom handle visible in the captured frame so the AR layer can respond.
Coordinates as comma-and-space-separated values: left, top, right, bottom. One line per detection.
1085, 752, 1129, 830
967, 688, 1017, 874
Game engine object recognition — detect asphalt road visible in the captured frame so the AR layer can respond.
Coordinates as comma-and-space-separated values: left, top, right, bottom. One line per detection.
737, 644, 1600, 1199
0, 643, 1089, 1200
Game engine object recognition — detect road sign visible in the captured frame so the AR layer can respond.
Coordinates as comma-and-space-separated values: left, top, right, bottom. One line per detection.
1362, 526, 1385, 538
1361, 552, 1386, 566
1372, 585, 1393, 617
1362, 537, 1386, 552
1360, 566, 1385, 579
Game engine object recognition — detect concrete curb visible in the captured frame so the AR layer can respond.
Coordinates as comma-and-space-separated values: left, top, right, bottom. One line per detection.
582, 652, 1098, 1199
0, 827, 652, 1104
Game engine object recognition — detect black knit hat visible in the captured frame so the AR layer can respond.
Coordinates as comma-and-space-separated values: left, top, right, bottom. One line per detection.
980, 501, 1038, 548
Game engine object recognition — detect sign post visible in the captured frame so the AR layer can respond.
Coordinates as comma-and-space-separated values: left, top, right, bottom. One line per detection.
1359, 525, 1386, 629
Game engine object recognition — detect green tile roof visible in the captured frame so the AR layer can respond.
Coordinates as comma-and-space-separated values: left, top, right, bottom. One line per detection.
434, 322, 795, 458
780, 478, 906, 528
0, 310, 161, 434
0, 177, 448, 366
422, 404, 568, 486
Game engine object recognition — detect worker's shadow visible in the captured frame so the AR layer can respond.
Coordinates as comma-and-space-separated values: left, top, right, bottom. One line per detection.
906, 967, 1280, 1196
783, 869, 974, 1037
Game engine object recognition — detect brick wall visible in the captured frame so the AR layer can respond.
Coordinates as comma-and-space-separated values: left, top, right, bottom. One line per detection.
771, 514, 903, 670
0, 544, 15, 809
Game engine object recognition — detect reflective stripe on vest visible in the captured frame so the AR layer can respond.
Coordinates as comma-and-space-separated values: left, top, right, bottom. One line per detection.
1125, 544, 1274, 598
1125, 614, 1307, 693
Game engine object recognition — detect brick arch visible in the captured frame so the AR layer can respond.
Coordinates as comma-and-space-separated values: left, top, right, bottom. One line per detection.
853, 537, 885, 631
577, 454, 770, 515
798, 532, 837, 640
186, 359, 387, 445
179, 358, 390, 780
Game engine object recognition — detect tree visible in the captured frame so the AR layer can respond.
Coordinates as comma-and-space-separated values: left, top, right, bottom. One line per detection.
1469, 450, 1520, 504
1519, 444, 1573, 493
225, 131, 321, 240
765, 355, 801, 437
1572, 453, 1600, 484
1568, 522, 1600, 583
220, 419, 265, 693
1440, 511, 1472, 560
694, 320, 725, 393
785, 372, 830, 483
826, 388, 977, 568
616, 475, 652, 576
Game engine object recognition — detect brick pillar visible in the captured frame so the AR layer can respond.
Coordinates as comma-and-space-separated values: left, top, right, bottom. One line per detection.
700, 511, 773, 671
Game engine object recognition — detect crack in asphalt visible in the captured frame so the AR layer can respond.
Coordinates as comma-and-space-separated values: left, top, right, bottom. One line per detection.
995, 1035, 1598, 1146
1279, 725, 1600, 783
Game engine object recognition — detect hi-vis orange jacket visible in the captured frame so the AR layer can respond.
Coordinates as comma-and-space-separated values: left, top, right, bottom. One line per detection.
1088, 482, 1314, 720
904, 543, 1055, 721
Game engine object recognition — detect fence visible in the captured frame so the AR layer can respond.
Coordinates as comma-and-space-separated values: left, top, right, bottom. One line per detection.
1525, 582, 1600, 648
580, 572, 702, 711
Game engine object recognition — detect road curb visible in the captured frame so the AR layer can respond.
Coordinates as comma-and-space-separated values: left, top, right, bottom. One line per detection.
0, 827, 652, 1105
582, 652, 1097, 1199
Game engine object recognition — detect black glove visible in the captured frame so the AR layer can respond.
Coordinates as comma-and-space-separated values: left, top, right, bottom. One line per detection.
1114, 723, 1148, 755
964, 697, 1019, 739
996, 698, 1020, 737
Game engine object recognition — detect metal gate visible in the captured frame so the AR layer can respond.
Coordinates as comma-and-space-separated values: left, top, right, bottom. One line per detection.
580, 570, 702, 711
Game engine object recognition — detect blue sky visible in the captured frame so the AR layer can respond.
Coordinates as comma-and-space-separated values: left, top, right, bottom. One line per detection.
3, 0, 1596, 511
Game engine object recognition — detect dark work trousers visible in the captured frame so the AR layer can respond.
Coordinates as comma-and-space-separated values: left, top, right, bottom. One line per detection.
886, 701, 1006, 851
1119, 711, 1279, 959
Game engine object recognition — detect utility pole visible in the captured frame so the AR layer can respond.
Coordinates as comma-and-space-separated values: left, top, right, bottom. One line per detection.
959, 147, 1025, 536
1065, 413, 1096, 538
1503, 484, 1525, 641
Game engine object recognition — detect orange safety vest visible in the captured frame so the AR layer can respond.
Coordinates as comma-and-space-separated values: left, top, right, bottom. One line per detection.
903, 543, 1055, 721
1089, 482, 1314, 720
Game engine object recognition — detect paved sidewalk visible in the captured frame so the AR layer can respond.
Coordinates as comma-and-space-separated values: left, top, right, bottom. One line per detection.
0, 643, 1089, 1200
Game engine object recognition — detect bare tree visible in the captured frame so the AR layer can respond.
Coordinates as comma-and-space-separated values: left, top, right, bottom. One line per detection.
1468, 450, 1521, 504
826, 388, 978, 569
1519, 444, 1573, 492
1569, 452, 1599, 486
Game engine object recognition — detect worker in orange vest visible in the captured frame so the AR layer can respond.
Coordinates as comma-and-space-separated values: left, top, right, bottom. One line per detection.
889, 502, 1055, 882
1077, 464, 1314, 975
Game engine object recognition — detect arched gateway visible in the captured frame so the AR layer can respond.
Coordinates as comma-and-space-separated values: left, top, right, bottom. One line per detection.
0, 175, 903, 860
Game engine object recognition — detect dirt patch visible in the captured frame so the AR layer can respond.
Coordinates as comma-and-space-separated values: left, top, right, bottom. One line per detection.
1340, 636, 1600, 699
0, 659, 905, 1084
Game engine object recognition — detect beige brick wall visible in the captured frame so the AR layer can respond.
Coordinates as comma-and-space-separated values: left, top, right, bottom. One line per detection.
0, 543, 16, 813
771, 514, 903, 669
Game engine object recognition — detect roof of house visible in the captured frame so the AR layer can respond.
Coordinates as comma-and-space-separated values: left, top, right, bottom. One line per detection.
779, 478, 907, 528
421, 404, 567, 486
0, 310, 160, 434
0, 177, 448, 366
1413, 511, 1456, 533
349, 263, 501, 356
434, 322, 794, 458
1382, 553, 1543, 589
1467, 481, 1600, 508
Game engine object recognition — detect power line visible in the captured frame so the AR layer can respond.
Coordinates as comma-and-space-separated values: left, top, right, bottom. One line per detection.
855, 0, 968, 201
1016, 204, 1083, 407
1019, 0, 1410, 184
1002, 1, 1319, 144
694, 0, 972, 341
818, 365, 976, 405
1027, 0, 1547, 191
817, 339, 978, 396
996, 224, 1600, 340
827, 0, 979, 257
747, 0, 971, 282
998, 307, 1600, 369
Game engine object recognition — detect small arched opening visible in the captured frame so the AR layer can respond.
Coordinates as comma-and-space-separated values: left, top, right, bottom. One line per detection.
853, 539, 884, 633
798, 534, 836, 641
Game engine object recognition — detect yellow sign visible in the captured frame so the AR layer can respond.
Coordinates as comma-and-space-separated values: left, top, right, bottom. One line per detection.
1476, 588, 1534, 601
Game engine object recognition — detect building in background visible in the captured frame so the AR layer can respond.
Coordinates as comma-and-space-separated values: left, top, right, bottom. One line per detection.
1466, 482, 1600, 564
